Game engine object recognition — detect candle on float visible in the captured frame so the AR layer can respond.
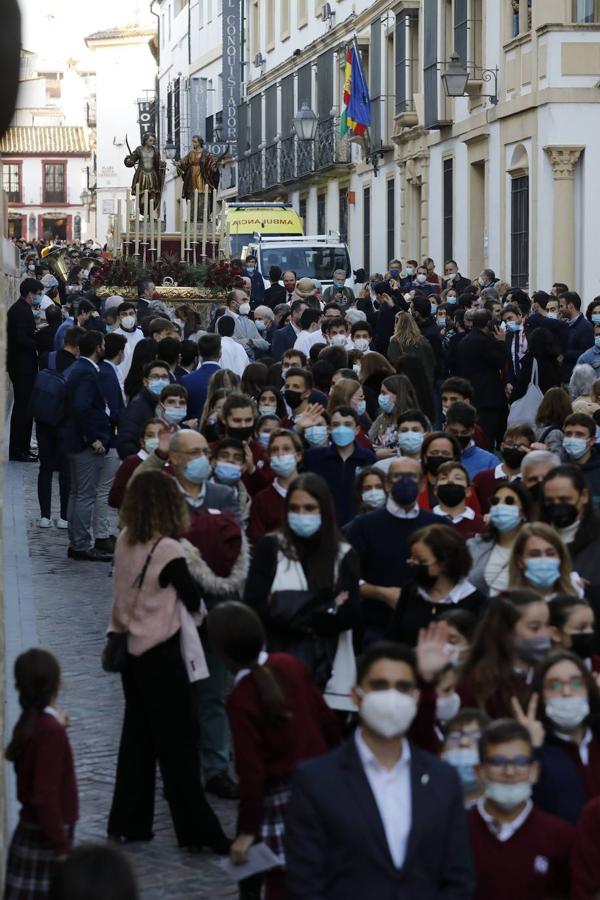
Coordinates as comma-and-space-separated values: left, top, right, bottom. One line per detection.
134, 183, 140, 256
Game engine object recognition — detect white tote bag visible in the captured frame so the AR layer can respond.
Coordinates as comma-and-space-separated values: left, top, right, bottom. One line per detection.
507, 358, 544, 427
324, 630, 357, 712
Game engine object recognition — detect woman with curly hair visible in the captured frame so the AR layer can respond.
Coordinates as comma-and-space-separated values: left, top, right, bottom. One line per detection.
387, 311, 435, 386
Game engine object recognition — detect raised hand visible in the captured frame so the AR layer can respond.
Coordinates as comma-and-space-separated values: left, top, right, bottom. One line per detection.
295, 403, 325, 431
510, 693, 545, 748
416, 621, 453, 683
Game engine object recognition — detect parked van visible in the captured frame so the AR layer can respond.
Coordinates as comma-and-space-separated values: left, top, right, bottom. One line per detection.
247, 234, 352, 290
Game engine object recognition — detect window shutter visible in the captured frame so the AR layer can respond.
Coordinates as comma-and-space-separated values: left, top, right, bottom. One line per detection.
265, 84, 277, 143
454, 0, 468, 67
423, 0, 439, 130
250, 94, 262, 150
316, 50, 333, 120
370, 21, 381, 145
297, 63, 311, 111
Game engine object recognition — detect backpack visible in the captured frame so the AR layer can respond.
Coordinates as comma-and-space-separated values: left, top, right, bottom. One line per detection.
29, 352, 68, 426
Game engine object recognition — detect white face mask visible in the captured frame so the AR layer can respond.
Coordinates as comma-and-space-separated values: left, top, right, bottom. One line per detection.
545, 696, 590, 730
484, 779, 532, 811
435, 692, 461, 723
239, 303, 251, 316
416, 273, 427, 284
356, 688, 417, 738
354, 338, 370, 352
121, 315, 136, 330
330, 333, 347, 347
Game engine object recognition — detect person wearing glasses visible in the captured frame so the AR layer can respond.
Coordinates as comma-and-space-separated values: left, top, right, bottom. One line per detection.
441, 708, 490, 808
467, 719, 575, 900
468, 482, 532, 598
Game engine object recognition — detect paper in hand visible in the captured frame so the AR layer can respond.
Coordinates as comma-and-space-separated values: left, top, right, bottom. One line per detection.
219, 842, 282, 882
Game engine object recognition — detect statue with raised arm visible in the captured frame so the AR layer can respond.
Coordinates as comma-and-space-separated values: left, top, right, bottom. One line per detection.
175, 135, 227, 199
124, 132, 165, 212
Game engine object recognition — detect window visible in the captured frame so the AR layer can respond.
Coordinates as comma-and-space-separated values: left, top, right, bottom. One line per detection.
363, 186, 371, 274
511, 0, 531, 37
443, 157, 453, 263
339, 187, 348, 241
395, 10, 419, 115
386, 179, 395, 262
573, 0, 598, 20
250, 0, 260, 57
299, 196, 307, 230
43, 163, 66, 203
3, 163, 21, 202
266, 0, 275, 48
317, 193, 326, 235
281, 0, 290, 36
298, 0, 308, 27
511, 175, 529, 288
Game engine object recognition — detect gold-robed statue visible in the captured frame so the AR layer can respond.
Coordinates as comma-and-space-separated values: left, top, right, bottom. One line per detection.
124, 132, 165, 212
175, 135, 226, 200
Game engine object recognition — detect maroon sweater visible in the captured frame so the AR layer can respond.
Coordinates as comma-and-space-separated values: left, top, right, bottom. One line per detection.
227, 653, 341, 834
472, 467, 519, 514
572, 796, 600, 900
468, 805, 574, 900
248, 483, 286, 545
15, 713, 78, 855
108, 453, 143, 508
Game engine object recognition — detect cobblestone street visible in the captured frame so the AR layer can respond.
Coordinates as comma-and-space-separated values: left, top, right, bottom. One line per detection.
4, 459, 238, 899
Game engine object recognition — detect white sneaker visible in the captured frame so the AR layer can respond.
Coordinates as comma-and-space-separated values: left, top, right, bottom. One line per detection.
56, 518, 68, 530
38, 517, 52, 528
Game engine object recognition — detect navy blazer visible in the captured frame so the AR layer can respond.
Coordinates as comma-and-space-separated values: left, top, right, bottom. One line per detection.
65, 357, 111, 453
116, 389, 156, 459
285, 737, 474, 900
271, 324, 298, 361
7, 296, 38, 375
99, 360, 125, 450
303, 443, 376, 526
182, 362, 221, 419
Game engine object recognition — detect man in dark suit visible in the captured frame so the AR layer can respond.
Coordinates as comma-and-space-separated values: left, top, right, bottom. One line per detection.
455, 309, 508, 448
65, 330, 113, 561
182, 333, 222, 419
443, 259, 472, 294
7, 277, 42, 460
524, 290, 568, 356
96, 332, 127, 554
116, 359, 171, 458
501, 303, 527, 390
136, 277, 155, 316
271, 299, 308, 361
285, 641, 475, 900
559, 290, 594, 381
262, 265, 286, 309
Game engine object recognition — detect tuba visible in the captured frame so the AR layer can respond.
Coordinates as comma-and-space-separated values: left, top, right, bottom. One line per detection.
78, 256, 100, 276
45, 247, 70, 283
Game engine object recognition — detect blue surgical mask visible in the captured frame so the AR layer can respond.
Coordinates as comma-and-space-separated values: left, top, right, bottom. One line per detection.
389, 268, 401, 279
484, 779, 532, 811
489, 503, 521, 532
547, 311, 559, 319
524, 556, 561, 589
270, 453, 297, 477
148, 378, 170, 396
334, 281, 345, 289
430, 301, 438, 315
184, 455, 212, 484
255, 319, 266, 332
259, 405, 277, 417
246, 266, 256, 275
214, 461, 242, 484
362, 487, 386, 509
437, 316, 447, 328
595, 336, 600, 350
287, 512, 322, 538
398, 431, 424, 454
507, 321, 522, 333
378, 393, 395, 414
446, 295, 457, 305
405, 266, 414, 276
163, 406, 187, 424
144, 437, 160, 454
305, 425, 329, 447
331, 425, 356, 447
563, 436, 589, 459
355, 399, 366, 417
281, 367, 289, 380
258, 432, 271, 447
443, 748, 479, 793
592, 314, 600, 324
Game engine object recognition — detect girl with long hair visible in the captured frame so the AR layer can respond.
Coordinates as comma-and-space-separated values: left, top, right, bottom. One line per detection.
508, 522, 583, 598
123, 339, 158, 402
468, 481, 532, 596
387, 311, 436, 386
533, 386, 572, 455
368, 374, 421, 458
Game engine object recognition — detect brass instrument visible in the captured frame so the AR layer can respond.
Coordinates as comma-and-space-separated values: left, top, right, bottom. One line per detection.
44, 248, 70, 282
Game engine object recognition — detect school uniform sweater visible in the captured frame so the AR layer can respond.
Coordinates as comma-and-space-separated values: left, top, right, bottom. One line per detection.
248, 482, 286, 545
534, 730, 600, 824
571, 796, 600, 900
108, 451, 145, 508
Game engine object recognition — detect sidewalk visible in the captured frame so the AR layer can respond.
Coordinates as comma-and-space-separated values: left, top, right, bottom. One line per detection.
3, 457, 237, 899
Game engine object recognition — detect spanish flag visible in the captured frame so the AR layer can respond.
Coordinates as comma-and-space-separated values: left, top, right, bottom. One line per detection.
340, 42, 371, 138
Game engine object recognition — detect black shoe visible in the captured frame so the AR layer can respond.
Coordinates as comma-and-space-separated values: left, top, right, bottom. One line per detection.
95, 537, 116, 553
69, 548, 113, 562
180, 836, 232, 856
9, 452, 38, 462
205, 773, 240, 800
108, 832, 154, 845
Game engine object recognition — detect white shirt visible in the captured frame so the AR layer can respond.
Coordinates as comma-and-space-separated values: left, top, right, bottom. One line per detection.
355, 729, 412, 868
219, 335, 250, 377
416, 578, 477, 605
433, 504, 475, 524
386, 498, 420, 520
477, 798, 533, 842
113, 325, 144, 380
294, 329, 325, 356
272, 479, 288, 498
493, 463, 521, 482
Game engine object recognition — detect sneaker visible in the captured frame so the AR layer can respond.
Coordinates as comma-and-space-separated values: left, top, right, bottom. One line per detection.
38, 517, 52, 528
56, 518, 69, 530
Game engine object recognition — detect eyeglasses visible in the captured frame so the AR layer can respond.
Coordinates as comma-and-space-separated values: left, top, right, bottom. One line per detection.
176, 448, 209, 457
490, 495, 518, 506
502, 443, 530, 452
483, 756, 533, 771
445, 730, 481, 746
544, 677, 585, 692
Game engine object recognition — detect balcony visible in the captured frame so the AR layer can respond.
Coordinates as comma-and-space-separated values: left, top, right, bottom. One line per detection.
237, 117, 351, 199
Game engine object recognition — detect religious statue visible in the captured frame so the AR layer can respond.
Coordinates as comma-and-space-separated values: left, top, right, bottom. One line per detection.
124, 132, 165, 212
175, 135, 227, 200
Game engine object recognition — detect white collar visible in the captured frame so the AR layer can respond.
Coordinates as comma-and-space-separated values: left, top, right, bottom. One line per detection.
386, 498, 420, 519
43, 706, 61, 721
494, 462, 521, 481
104, 359, 119, 373
554, 726, 593, 763
81, 356, 99, 372
234, 650, 269, 686
137, 449, 149, 460
416, 578, 477, 605
433, 504, 475, 523
477, 798, 533, 842
355, 727, 411, 773
175, 478, 207, 508
272, 479, 288, 498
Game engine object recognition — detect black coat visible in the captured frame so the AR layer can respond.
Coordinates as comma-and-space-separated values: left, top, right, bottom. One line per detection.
563, 314, 594, 381
510, 350, 562, 402
116, 389, 156, 459
386, 582, 486, 647
455, 328, 507, 410
271, 323, 298, 361
7, 296, 37, 375
263, 283, 286, 309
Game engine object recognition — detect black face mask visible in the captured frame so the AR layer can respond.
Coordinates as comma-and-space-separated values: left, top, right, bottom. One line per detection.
502, 448, 528, 470
570, 633, 598, 660
411, 563, 438, 591
437, 483, 466, 507
544, 502, 579, 530
391, 476, 420, 507
425, 455, 449, 476
454, 434, 471, 450
284, 389, 304, 410
203, 422, 221, 443
227, 425, 254, 442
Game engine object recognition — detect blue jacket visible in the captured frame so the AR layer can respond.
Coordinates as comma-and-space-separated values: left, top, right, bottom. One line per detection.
54, 316, 74, 351
303, 443, 376, 526
577, 343, 600, 375
271, 323, 298, 361
65, 357, 111, 453
461, 442, 500, 478
533, 732, 598, 824
99, 360, 125, 450
285, 737, 474, 900
247, 268, 265, 305
564, 314, 594, 380
182, 362, 221, 419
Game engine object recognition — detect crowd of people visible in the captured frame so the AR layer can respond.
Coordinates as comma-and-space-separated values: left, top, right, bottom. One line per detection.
5, 249, 600, 899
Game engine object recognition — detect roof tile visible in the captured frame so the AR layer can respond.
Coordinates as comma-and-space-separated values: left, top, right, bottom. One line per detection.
0, 126, 90, 155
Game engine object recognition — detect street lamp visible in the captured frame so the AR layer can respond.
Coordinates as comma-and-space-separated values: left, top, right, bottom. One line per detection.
164, 135, 176, 159
293, 100, 318, 141
441, 52, 470, 98
80, 188, 90, 206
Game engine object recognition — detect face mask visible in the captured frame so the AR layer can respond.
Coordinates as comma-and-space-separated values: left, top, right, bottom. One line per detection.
350, 399, 366, 418
446, 295, 457, 304
592, 314, 600, 324
163, 406, 187, 424
489, 503, 521, 532
398, 431, 424, 455
255, 319, 266, 332
246, 267, 256, 275
443, 643, 462, 667
516, 635, 552, 663
570, 632, 597, 659
389, 268, 401, 279
445, 272, 456, 282
281, 367, 290, 380
27, 263, 36, 271
405, 267, 414, 276
284, 389, 304, 410
144, 437, 160, 454
362, 487, 386, 509
214, 461, 242, 484
287, 512, 322, 538
391, 476, 420, 508
563, 436, 589, 459
330, 333, 348, 347
305, 425, 329, 447
258, 432, 271, 448
443, 748, 479, 792
357, 688, 417, 738
121, 315, 136, 330
437, 483, 466, 507
454, 434, 471, 450
354, 338, 370, 352
478, 276, 486, 287
147, 378, 169, 396
416, 273, 427, 284
544, 502, 578, 529
437, 317, 447, 328
239, 303, 251, 316
334, 281, 345, 289
430, 302, 438, 315
484, 779, 532, 811
410, 562, 438, 590
259, 405, 277, 417
331, 425, 356, 448
502, 447, 528, 470
436, 692, 461, 723
378, 393, 395, 414
545, 696, 590, 730
524, 557, 561, 589
184, 455, 212, 484
546, 310, 558, 319
227, 425, 254, 442
506, 321, 522, 333
270, 454, 297, 478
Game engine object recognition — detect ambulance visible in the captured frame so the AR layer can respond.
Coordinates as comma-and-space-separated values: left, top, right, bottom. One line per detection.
225, 202, 304, 258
